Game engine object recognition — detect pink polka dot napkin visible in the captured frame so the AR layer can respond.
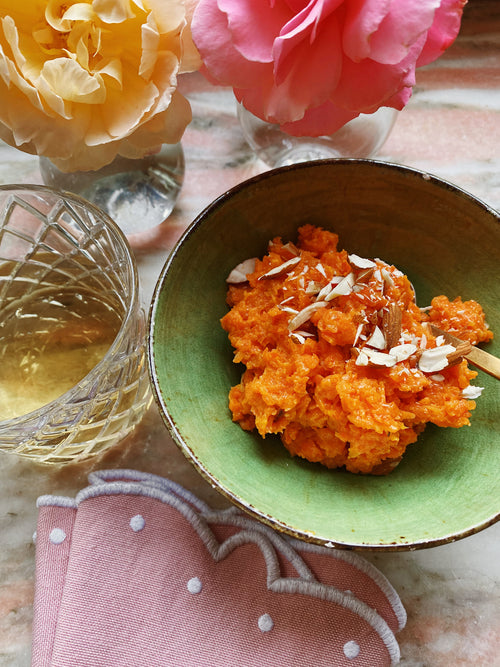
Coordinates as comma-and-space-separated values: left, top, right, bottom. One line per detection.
32, 470, 406, 666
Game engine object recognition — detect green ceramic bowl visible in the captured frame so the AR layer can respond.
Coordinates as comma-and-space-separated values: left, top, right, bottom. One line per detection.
149, 159, 499, 551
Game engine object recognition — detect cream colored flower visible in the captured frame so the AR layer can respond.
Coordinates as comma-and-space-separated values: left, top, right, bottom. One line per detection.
0, 0, 201, 171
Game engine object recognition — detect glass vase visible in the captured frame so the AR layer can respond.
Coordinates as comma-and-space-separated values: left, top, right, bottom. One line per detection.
237, 103, 398, 168
39, 143, 184, 235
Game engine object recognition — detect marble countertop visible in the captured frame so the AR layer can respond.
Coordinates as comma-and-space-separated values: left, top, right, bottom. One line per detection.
0, 2, 499, 665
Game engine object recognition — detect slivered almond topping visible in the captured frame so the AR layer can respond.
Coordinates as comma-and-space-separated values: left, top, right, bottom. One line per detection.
365, 325, 386, 350
258, 256, 301, 280
382, 303, 402, 349
381, 268, 394, 287
446, 340, 473, 366
226, 257, 257, 283
305, 280, 324, 295
348, 253, 376, 269
315, 275, 343, 301
418, 344, 456, 373
288, 301, 328, 331
316, 263, 327, 278
290, 330, 315, 344
363, 349, 397, 367
281, 241, 300, 257
462, 385, 484, 399
355, 351, 369, 366
356, 267, 375, 282
353, 323, 364, 346
324, 272, 355, 301
389, 343, 417, 362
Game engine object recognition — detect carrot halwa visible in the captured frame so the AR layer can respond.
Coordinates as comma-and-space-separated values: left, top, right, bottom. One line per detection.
221, 225, 492, 475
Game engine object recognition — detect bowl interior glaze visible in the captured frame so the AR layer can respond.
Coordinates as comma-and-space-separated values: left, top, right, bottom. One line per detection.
149, 159, 499, 550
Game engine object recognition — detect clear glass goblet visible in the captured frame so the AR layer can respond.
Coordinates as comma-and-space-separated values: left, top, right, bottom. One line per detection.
39, 143, 185, 235
237, 103, 398, 168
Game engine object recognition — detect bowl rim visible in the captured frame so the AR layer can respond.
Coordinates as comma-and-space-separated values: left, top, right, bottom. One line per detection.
148, 158, 500, 551
0, 184, 141, 429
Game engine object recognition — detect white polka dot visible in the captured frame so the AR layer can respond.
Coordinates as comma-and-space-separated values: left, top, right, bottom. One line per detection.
343, 640, 360, 659
49, 528, 66, 545
187, 577, 202, 594
32, 531, 37, 545
129, 514, 145, 532
258, 613, 274, 633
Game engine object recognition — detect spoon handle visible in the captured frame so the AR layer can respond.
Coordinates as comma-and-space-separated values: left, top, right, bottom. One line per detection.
428, 324, 500, 380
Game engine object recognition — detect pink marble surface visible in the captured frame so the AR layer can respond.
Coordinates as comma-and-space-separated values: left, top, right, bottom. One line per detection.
0, 2, 499, 665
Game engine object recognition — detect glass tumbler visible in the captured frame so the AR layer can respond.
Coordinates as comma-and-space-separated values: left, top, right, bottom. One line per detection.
0, 185, 152, 464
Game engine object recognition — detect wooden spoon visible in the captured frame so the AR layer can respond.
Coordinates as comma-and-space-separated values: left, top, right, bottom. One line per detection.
428, 323, 500, 380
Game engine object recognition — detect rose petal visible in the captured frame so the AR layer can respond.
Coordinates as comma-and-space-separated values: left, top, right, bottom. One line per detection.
344, 0, 440, 65
192, 0, 268, 87
218, 0, 292, 62
62, 3, 96, 23
280, 99, 358, 137
417, 0, 467, 66
40, 58, 106, 104
271, 7, 344, 117
93, 0, 136, 23
366, 0, 440, 65
343, 0, 393, 62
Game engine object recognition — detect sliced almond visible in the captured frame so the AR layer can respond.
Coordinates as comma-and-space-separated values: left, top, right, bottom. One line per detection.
462, 385, 484, 399
288, 301, 328, 331
315, 275, 343, 301
355, 350, 369, 366
324, 272, 355, 301
258, 256, 301, 280
418, 344, 456, 373
446, 340, 473, 367
226, 258, 257, 283
381, 268, 394, 287
348, 254, 376, 269
290, 332, 306, 344
365, 325, 386, 350
290, 330, 315, 344
281, 242, 300, 257
316, 263, 327, 278
382, 303, 402, 349
305, 280, 324, 295
353, 323, 364, 346
356, 267, 375, 282
389, 343, 418, 362
363, 348, 397, 367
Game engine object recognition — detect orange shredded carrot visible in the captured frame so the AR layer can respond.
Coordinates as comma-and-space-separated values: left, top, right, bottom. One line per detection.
221, 225, 491, 474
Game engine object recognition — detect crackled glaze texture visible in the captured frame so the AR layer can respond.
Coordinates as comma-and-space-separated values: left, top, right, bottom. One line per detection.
0, 2, 499, 665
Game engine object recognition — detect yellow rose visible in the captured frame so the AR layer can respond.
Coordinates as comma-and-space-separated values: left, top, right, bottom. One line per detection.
0, 0, 201, 171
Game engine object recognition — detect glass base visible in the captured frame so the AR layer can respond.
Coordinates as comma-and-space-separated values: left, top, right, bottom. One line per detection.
237, 104, 398, 168
39, 143, 185, 235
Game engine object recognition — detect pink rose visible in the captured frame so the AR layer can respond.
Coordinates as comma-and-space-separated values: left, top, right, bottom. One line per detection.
192, 0, 467, 136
